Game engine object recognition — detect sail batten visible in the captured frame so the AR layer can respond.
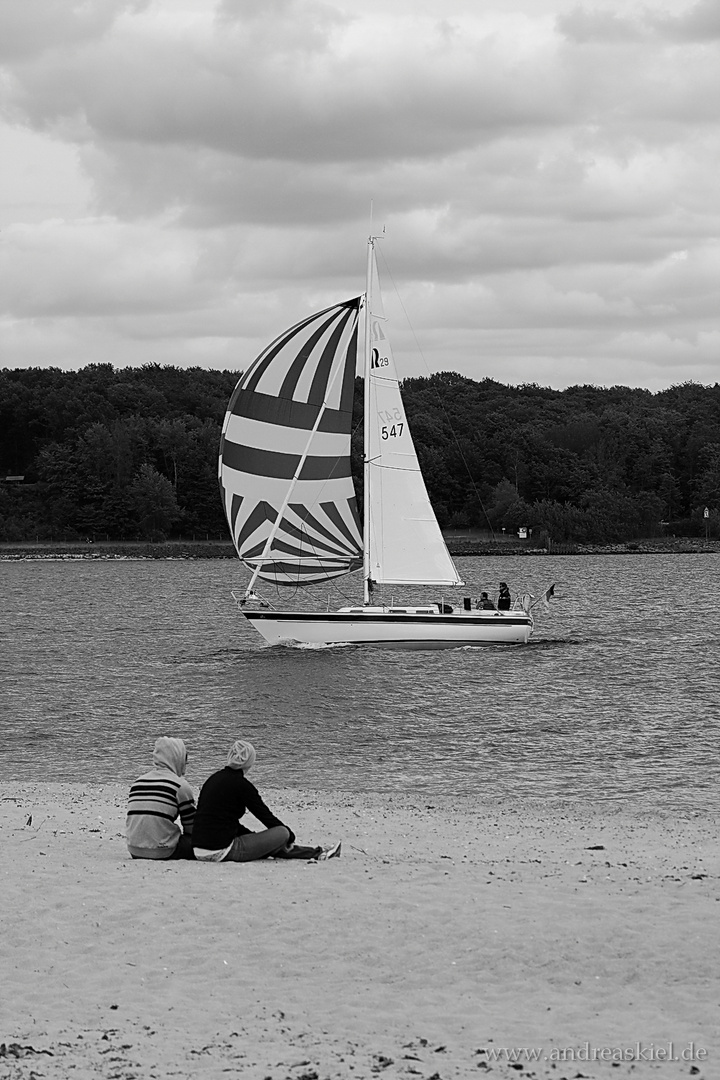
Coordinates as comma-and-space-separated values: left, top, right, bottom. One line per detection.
219, 297, 363, 587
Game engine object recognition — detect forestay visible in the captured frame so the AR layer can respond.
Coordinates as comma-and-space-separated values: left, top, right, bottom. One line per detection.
364, 255, 462, 588
219, 299, 363, 586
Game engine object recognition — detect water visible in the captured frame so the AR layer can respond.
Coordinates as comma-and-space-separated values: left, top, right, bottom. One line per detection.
1, 553, 719, 811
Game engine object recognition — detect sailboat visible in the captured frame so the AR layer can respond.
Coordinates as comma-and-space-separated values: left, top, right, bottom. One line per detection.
218, 236, 534, 648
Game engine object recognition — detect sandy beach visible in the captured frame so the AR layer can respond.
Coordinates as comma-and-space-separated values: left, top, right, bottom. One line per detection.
1, 783, 717, 1080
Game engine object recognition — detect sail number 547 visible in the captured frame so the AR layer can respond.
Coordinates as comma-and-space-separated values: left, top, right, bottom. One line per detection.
381, 423, 404, 440
379, 409, 404, 440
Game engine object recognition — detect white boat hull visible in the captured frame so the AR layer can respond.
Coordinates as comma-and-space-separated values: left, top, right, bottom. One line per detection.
243, 607, 533, 649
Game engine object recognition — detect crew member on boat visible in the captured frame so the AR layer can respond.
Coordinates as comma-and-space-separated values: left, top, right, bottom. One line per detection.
476, 592, 496, 610
497, 582, 512, 610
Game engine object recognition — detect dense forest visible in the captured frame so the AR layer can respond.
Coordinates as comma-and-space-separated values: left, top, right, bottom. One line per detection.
1, 363, 720, 544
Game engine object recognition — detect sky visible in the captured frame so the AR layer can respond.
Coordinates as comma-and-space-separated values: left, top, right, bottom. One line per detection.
0, 0, 718, 391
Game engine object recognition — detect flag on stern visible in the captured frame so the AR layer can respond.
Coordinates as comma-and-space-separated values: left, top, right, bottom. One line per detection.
542, 583, 555, 613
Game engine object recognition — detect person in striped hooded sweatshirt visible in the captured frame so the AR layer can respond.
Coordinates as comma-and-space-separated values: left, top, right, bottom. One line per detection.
126, 737, 196, 860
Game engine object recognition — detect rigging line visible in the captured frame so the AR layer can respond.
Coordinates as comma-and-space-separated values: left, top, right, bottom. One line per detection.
258, 518, 362, 599
270, 519, 364, 602
271, 396, 363, 574
240, 308, 361, 600
253, 377, 363, 554
375, 247, 496, 539
314, 564, 364, 606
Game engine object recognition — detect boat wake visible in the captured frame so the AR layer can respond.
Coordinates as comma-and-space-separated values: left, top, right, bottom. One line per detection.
277, 639, 353, 651
530, 637, 582, 648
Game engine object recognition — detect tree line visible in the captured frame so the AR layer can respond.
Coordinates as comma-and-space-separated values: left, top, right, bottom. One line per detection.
1, 363, 719, 544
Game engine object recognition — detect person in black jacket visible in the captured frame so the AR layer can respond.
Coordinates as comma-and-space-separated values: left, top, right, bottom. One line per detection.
497, 582, 512, 610
192, 740, 326, 863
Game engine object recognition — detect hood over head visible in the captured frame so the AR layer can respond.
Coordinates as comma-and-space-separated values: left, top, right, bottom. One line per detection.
152, 736, 188, 776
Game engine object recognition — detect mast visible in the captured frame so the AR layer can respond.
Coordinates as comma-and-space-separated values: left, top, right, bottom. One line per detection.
362, 235, 374, 605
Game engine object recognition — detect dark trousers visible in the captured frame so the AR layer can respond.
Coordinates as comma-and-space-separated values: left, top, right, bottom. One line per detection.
131, 833, 195, 861
170, 833, 196, 860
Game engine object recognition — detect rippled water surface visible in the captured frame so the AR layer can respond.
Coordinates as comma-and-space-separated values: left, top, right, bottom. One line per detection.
2, 554, 719, 810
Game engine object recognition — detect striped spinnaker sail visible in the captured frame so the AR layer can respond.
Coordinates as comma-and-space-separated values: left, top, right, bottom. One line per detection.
219, 298, 363, 587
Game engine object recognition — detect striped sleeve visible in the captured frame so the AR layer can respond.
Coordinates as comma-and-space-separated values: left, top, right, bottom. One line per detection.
177, 778, 196, 835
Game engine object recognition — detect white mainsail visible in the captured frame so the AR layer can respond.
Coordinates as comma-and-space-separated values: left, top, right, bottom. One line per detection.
364, 248, 462, 588
219, 299, 363, 586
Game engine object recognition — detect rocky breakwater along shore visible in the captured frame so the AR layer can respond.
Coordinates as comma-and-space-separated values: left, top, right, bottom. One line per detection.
1, 536, 719, 559
0, 540, 236, 560
444, 535, 720, 557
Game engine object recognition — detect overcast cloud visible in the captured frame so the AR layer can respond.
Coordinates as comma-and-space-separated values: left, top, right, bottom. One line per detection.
0, 0, 718, 389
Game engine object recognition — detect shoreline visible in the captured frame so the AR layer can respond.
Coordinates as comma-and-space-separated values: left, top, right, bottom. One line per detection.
2, 781, 717, 1078
1, 537, 719, 560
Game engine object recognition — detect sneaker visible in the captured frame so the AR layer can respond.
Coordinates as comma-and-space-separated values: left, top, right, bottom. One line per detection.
319, 841, 342, 860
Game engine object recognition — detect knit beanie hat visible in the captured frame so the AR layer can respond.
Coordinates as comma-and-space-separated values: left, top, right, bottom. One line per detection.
227, 740, 256, 772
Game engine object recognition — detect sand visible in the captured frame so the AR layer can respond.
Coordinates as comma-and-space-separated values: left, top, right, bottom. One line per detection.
0, 782, 717, 1080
